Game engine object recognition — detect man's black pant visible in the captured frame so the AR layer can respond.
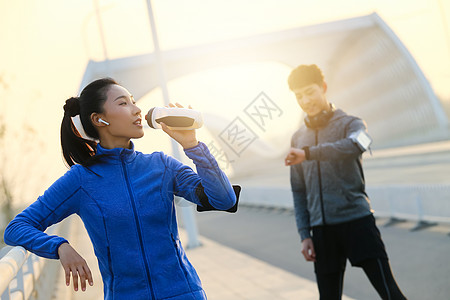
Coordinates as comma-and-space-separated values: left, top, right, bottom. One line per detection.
312, 215, 407, 300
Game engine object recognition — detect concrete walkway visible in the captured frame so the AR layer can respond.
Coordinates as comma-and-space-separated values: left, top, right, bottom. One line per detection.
54, 216, 354, 299
180, 231, 355, 300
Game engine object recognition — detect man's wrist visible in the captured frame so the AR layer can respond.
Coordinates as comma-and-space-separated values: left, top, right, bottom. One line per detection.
302, 146, 310, 160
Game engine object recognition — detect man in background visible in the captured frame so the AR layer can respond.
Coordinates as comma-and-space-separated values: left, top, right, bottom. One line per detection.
285, 64, 406, 299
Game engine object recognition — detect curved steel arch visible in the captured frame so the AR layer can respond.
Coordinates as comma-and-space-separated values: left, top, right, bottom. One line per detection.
80, 12, 447, 148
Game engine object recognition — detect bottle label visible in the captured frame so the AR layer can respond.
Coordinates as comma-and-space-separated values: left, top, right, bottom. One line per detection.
155, 116, 195, 127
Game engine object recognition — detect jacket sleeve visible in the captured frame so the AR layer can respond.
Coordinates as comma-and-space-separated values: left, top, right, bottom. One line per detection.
305, 118, 369, 161
3, 167, 81, 259
291, 161, 311, 241
164, 142, 236, 211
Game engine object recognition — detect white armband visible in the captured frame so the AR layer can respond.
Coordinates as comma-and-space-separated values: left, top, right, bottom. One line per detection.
349, 129, 372, 152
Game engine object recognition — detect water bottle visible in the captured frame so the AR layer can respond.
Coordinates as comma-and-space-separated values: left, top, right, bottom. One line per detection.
145, 107, 203, 130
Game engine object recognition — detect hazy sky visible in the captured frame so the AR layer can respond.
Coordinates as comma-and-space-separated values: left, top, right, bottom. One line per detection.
1, 0, 449, 197
2, 0, 449, 118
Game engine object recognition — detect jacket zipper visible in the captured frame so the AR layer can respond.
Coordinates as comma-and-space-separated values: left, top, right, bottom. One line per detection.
315, 129, 327, 225
171, 234, 190, 281
122, 160, 156, 299
107, 247, 114, 297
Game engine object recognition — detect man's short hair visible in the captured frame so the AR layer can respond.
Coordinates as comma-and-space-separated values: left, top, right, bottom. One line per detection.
288, 64, 324, 90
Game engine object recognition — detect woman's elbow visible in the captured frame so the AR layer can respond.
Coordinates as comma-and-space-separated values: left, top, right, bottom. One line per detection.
224, 192, 237, 210
212, 189, 236, 210
3, 221, 17, 246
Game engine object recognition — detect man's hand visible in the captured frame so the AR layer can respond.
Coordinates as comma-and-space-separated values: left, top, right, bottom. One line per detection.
301, 238, 316, 262
58, 242, 93, 291
285, 147, 306, 166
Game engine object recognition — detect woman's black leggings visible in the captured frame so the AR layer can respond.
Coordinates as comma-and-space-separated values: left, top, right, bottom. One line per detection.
315, 258, 407, 300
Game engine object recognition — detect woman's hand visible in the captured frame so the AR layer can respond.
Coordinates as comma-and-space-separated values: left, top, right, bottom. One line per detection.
58, 242, 93, 292
285, 147, 306, 166
160, 103, 199, 149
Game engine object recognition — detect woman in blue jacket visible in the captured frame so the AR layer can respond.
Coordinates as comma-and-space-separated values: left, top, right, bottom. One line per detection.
4, 78, 237, 299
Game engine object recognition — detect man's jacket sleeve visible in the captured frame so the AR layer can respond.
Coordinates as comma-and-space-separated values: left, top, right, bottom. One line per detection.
290, 133, 311, 240
305, 118, 369, 161
290, 163, 311, 241
3, 168, 80, 259
164, 142, 236, 211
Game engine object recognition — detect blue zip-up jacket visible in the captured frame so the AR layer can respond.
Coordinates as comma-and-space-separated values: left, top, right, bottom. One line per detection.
290, 108, 373, 241
4, 141, 236, 299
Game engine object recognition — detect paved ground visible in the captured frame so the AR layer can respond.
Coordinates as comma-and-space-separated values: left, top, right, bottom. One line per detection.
179, 231, 354, 300
190, 206, 450, 300
51, 204, 450, 300
53, 215, 355, 299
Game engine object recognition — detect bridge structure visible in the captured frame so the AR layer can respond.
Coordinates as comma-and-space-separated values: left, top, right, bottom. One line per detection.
2, 12, 449, 300
79, 12, 448, 149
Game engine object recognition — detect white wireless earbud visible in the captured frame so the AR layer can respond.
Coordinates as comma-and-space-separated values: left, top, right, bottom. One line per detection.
98, 118, 110, 126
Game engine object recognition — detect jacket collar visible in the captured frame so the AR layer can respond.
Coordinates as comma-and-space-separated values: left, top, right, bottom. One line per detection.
96, 141, 137, 163
329, 108, 346, 121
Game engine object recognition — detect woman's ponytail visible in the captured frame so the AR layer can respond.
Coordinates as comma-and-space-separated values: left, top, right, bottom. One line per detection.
61, 97, 97, 167
60, 77, 118, 167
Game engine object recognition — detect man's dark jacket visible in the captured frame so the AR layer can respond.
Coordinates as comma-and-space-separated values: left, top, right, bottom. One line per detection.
290, 108, 373, 241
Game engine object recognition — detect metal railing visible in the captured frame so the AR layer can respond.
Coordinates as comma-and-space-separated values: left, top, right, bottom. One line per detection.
0, 222, 68, 300
1, 183, 448, 299
1, 246, 39, 300
239, 184, 450, 231
367, 184, 450, 230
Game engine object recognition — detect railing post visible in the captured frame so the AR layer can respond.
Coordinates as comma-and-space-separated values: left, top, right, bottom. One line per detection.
26, 255, 36, 291
0, 247, 27, 297
384, 186, 405, 227
11, 266, 25, 300
411, 187, 437, 231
